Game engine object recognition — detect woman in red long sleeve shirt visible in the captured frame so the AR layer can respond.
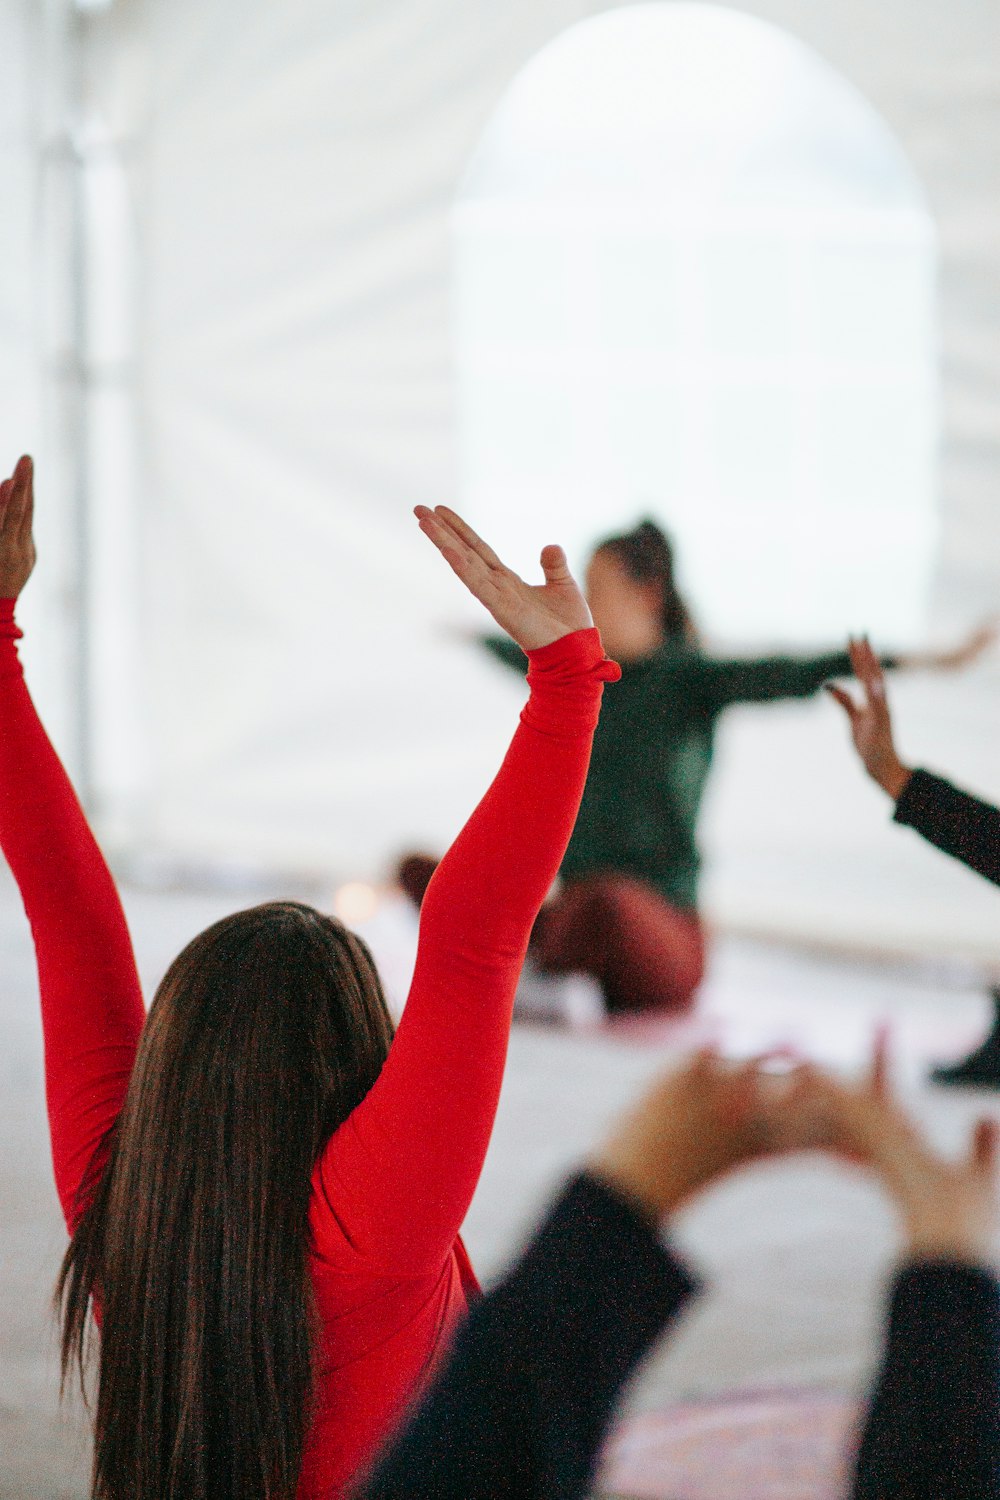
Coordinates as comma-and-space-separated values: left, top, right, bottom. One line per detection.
0, 455, 618, 1500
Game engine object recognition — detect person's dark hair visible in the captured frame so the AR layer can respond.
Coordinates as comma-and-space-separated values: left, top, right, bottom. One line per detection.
57, 900, 395, 1500
596, 518, 696, 641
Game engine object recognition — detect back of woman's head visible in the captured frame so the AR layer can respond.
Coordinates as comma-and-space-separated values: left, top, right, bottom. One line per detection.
596, 517, 695, 640
58, 900, 394, 1500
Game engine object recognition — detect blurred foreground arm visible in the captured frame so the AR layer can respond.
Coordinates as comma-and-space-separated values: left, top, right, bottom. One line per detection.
792, 1041, 1000, 1499
356, 1055, 794, 1500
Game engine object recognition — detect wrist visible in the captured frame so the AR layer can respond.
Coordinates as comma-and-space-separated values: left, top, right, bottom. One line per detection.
904, 1229, 994, 1267
586, 1147, 689, 1226
871, 756, 912, 801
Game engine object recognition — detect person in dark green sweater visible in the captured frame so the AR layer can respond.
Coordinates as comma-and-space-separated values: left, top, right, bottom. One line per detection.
474, 520, 993, 1016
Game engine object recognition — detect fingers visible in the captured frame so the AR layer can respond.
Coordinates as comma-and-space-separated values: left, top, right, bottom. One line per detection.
539, 544, 571, 585
0, 457, 32, 536
15, 455, 33, 541
870, 1025, 891, 1098
9, 456, 32, 540
414, 505, 488, 585
425, 506, 506, 573
823, 682, 859, 722
860, 636, 886, 692
848, 635, 886, 699
966, 621, 999, 661
972, 1118, 999, 1179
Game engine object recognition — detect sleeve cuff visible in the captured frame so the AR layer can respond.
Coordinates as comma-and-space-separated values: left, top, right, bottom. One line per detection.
525, 627, 621, 684
892, 767, 939, 827
527, 1170, 702, 1336
0, 598, 22, 640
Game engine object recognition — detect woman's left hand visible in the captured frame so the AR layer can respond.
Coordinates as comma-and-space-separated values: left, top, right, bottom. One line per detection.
900, 619, 998, 673
825, 637, 912, 800
415, 505, 592, 652
0, 455, 36, 599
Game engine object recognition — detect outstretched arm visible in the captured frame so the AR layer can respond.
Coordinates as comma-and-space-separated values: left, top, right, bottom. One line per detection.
0, 457, 144, 1227
315, 508, 618, 1271
695, 645, 896, 712
354, 1175, 693, 1500
852, 1261, 1000, 1500
696, 618, 995, 716
827, 638, 1000, 886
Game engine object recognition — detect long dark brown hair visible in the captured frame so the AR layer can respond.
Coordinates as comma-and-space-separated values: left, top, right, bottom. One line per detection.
57, 900, 395, 1500
596, 517, 697, 642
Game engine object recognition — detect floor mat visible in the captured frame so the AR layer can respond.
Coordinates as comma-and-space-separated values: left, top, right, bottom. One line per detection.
598, 1388, 859, 1500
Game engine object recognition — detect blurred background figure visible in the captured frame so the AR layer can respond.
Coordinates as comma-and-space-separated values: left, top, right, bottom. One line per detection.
402, 519, 992, 1019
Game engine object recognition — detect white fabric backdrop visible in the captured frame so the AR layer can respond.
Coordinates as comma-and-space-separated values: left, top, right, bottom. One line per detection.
64, 0, 1000, 958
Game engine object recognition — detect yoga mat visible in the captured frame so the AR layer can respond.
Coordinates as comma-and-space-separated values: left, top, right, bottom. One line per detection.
599, 1388, 859, 1500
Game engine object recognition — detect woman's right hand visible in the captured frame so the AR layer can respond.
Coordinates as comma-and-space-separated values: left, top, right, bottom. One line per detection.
415, 505, 592, 652
788, 1039, 999, 1265
0, 455, 36, 599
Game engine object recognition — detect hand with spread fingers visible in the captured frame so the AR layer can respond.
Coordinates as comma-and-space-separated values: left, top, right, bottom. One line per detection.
780, 1036, 999, 1266
415, 505, 592, 652
0, 455, 36, 599
825, 637, 912, 800
588, 1050, 802, 1222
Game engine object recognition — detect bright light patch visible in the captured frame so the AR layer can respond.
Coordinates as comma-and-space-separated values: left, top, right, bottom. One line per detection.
454, 3, 938, 646
333, 881, 380, 926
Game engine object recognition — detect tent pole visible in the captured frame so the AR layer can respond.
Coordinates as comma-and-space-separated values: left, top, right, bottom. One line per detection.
46, 0, 94, 809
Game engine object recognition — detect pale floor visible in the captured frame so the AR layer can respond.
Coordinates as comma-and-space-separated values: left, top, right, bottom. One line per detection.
2, 876, 999, 1499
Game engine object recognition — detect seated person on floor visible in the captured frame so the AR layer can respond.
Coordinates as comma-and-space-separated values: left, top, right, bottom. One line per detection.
403, 518, 991, 1019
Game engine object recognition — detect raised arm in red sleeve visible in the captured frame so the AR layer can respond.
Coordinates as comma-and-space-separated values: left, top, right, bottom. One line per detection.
0, 601, 145, 1227
314, 627, 618, 1271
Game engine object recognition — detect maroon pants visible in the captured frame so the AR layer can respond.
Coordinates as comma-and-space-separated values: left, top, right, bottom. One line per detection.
397, 857, 704, 1017
532, 874, 704, 1015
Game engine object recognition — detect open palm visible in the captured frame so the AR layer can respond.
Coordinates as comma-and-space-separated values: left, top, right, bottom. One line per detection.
826, 638, 910, 798
0, 455, 36, 599
416, 505, 592, 652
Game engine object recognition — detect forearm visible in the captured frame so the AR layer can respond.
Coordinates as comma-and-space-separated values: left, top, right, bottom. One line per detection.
316, 631, 617, 1265
0, 601, 144, 1219
706, 651, 899, 708
852, 1260, 1000, 1499
893, 769, 1000, 887
356, 1173, 698, 1500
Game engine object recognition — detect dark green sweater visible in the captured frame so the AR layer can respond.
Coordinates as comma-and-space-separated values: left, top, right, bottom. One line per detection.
483, 634, 867, 911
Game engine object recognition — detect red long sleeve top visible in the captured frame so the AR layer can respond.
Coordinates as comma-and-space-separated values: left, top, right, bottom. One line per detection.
0, 599, 617, 1499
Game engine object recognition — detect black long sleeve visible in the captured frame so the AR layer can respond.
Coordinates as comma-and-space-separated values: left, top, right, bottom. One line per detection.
355, 1172, 700, 1500
894, 769, 1000, 887
852, 1260, 1000, 1499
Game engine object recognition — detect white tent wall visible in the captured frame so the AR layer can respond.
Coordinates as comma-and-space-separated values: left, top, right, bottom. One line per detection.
0, 2, 80, 775
78, 0, 1000, 957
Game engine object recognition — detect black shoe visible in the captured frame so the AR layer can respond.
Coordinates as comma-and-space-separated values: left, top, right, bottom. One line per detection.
930, 987, 1000, 1089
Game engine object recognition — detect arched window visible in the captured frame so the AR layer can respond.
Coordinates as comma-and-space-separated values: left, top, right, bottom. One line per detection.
453, 3, 937, 643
